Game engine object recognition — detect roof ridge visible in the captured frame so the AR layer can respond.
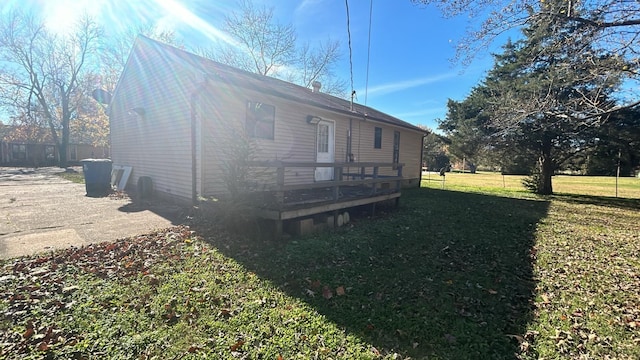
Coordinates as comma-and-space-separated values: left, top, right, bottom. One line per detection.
136, 36, 425, 133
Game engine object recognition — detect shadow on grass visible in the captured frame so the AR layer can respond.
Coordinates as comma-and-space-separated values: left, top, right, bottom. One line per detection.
198, 187, 550, 359
551, 192, 640, 211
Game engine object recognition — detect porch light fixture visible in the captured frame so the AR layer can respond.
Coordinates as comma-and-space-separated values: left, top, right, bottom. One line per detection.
307, 115, 321, 124
129, 107, 146, 117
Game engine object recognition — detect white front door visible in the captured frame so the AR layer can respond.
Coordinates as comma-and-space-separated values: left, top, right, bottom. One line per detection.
315, 120, 335, 181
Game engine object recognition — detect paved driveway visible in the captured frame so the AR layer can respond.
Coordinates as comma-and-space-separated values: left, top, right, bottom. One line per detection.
0, 167, 183, 259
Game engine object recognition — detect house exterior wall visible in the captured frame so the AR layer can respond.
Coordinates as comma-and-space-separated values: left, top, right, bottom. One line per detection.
196, 79, 423, 197
348, 119, 423, 186
198, 83, 323, 197
109, 39, 200, 201
110, 37, 424, 203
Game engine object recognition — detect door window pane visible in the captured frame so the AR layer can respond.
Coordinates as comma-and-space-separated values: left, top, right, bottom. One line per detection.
317, 124, 329, 153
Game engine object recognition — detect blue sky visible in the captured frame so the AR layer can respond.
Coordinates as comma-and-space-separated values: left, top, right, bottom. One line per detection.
4, 0, 506, 130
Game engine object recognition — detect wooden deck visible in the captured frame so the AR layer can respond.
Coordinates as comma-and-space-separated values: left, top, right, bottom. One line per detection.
245, 161, 404, 236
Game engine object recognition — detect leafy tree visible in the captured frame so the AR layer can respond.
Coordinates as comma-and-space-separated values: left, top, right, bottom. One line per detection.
413, 0, 640, 113
420, 129, 450, 172
580, 107, 640, 176
439, 92, 492, 172
3, 113, 50, 143
71, 73, 110, 149
197, 0, 346, 96
0, 10, 101, 167
441, 2, 623, 194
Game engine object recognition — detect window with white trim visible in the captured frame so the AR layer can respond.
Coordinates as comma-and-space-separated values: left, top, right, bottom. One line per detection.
374, 127, 382, 149
246, 101, 275, 140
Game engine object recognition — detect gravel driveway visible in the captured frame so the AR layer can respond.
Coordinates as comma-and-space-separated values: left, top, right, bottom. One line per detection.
0, 167, 183, 259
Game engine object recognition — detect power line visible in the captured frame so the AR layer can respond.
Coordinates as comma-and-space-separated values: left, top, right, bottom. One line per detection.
365, 0, 373, 105
345, 0, 355, 109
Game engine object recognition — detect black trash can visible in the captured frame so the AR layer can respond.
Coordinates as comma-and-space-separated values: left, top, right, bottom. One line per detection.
81, 159, 112, 196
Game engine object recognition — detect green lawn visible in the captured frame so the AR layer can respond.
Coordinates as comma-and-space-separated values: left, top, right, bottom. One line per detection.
1, 175, 639, 359
422, 171, 640, 199
56, 170, 85, 184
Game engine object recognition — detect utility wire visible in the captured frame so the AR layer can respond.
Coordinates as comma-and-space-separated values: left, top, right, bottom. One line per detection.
364, 0, 373, 105
345, 0, 355, 109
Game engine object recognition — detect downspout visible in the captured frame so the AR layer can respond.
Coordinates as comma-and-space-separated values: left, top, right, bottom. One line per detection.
190, 92, 197, 205
190, 77, 209, 206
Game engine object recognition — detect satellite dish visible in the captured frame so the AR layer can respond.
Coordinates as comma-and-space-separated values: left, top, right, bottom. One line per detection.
92, 89, 112, 105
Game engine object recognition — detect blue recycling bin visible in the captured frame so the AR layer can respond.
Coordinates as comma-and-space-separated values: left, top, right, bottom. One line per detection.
81, 159, 112, 196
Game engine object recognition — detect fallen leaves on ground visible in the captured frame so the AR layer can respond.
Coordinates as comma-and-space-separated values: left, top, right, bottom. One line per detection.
0, 226, 194, 358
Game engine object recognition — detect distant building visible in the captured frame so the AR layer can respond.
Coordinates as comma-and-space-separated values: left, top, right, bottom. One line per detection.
0, 124, 109, 166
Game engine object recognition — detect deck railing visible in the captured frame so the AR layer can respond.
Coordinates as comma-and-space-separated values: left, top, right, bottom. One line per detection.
245, 161, 404, 207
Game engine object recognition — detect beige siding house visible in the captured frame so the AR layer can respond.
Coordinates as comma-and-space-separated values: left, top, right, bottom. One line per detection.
110, 36, 426, 211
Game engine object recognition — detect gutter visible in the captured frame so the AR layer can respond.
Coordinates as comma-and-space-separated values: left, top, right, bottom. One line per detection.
205, 72, 425, 134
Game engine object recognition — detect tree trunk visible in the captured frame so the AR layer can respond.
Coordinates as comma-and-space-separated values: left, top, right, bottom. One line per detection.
58, 141, 68, 168
59, 94, 70, 168
59, 120, 69, 168
537, 142, 553, 195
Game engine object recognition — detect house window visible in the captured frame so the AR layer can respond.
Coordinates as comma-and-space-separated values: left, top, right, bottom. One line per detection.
11, 144, 26, 161
246, 101, 275, 140
374, 127, 382, 149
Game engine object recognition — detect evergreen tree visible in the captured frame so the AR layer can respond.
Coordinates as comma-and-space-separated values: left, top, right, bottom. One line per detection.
581, 108, 640, 176
441, 1, 624, 194
439, 93, 491, 172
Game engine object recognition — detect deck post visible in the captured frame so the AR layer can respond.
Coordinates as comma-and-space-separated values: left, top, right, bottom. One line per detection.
371, 166, 379, 195
274, 219, 283, 240
396, 165, 403, 192
333, 165, 343, 200
360, 166, 366, 180
276, 165, 285, 206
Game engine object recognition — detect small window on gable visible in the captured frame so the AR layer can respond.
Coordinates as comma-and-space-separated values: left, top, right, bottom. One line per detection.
374, 127, 382, 149
246, 101, 275, 140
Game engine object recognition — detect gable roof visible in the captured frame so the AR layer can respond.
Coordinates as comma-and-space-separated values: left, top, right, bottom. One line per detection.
126, 36, 426, 134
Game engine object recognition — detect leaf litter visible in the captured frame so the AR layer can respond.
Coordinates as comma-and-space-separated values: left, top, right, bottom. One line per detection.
0, 226, 194, 358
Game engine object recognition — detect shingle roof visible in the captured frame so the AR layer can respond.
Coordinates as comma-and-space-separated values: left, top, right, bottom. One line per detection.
137, 36, 426, 134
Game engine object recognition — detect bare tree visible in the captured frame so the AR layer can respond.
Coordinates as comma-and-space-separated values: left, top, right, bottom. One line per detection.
289, 39, 346, 96
412, 0, 640, 122
197, 0, 346, 96
212, 0, 296, 76
413, 0, 640, 64
99, 24, 182, 93
0, 10, 101, 167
